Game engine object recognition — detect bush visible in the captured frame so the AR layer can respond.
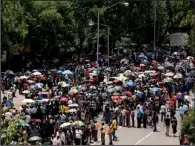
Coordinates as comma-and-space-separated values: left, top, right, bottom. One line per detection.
181, 109, 195, 144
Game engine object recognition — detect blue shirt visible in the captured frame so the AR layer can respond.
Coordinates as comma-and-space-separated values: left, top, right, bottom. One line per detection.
137, 109, 142, 118
179, 107, 185, 115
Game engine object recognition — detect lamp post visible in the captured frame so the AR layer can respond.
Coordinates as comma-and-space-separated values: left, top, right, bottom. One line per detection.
95, 2, 129, 66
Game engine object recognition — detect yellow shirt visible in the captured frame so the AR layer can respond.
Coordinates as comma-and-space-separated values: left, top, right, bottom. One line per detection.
112, 120, 117, 129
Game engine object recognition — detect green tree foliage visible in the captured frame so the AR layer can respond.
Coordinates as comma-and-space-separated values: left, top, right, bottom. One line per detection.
1, 0, 195, 59
181, 110, 195, 144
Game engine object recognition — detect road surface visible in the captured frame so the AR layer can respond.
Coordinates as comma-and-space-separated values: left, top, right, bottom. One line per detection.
2, 90, 181, 145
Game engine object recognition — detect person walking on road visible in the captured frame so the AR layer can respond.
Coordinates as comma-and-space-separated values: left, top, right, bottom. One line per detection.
171, 116, 177, 137
100, 123, 106, 145
164, 115, 171, 136
112, 117, 118, 141
107, 122, 113, 145
160, 104, 167, 122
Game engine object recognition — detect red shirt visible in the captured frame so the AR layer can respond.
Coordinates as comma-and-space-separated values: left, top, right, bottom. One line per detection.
172, 95, 177, 103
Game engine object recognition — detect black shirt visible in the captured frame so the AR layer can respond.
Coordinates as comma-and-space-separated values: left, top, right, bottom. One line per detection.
164, 117, 171, 126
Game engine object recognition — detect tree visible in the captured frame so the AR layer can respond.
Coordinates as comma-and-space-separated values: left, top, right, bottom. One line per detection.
181, 110, 195, 144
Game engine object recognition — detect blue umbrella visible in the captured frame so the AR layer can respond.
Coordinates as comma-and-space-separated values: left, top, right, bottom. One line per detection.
62, 70, 73, 75
57, 70, 62, 74
127, 81, 136, 87
6, 70, 14, 75
149, 87, 160, 94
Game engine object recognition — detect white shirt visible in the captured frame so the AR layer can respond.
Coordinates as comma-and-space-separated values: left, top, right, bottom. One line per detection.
52, 137, 61, 145
75, 129, 82, 139
60, 132, 65, 142
183, 105, 188, 111
160, 105, 166, 113
5, 112, 12, 120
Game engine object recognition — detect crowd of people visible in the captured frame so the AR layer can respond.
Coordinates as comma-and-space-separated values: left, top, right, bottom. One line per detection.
1, 46, 195, 145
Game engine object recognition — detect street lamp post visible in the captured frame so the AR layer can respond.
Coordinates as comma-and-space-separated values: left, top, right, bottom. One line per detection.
95, 2, 129, 66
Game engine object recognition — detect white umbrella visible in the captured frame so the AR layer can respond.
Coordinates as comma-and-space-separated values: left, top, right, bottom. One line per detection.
173, 73, 183, 79
106, 81, 113, 85
22, 99, 35, 104
114, 86, 123, 91
107, 88, 115, 93
60, 122, 72, 128
138, 74, 145, 78
165, 72, 174, 77
120, 96, 128, 99
163, 77, 173, 83
68, 109, 77, 113
28, 80, 35, 84
186, 56, 194, 60
68, 103, 79, 107
39, 99, 50, 102
22, 90, 30, 94
90, 73, 97, 76
28, 136, 42, 141
32, 72, 42, 76
20, 76, 28, 79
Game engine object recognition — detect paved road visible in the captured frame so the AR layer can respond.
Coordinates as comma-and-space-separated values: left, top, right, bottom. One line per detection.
3, 90, 182, 145
92, 112, 181, 145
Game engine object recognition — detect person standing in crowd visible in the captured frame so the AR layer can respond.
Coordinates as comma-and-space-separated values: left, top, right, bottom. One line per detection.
160, 103, 167, 122
112, 117, 118, 141
108, 122, 113, 145
179, 105, 185, 121
94, 120, 99, 142
75, 127, 82, 145
171, 116, 177, 137
100, 123, 106, 145
164, 115, 171, 136
136, 106, 142, 128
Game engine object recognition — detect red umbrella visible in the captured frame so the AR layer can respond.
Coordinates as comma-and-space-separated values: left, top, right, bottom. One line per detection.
31, 119, 42, 123
113, 80, 120, 83
60, 97, 69, 102
123, 91, 132, 96
111, 96, 120, 100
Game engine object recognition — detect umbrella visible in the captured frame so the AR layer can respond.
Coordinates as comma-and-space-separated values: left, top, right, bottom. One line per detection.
58, 81, 69, 87
31, 119, 42, 123
62, 70, 73, 75
165, 72, 174, 77
57, 70, 62, 74
68, 109, 77, 113
68, 103, 79, 107
149, 87, 160, 93
32, 70, 39, 72
165, 62, 174, 68
60, 122, 72, 128
186, 56, 194, 60
28, 80, 35, 84
32, 72, 42, 76
20, 76, 28, 79
60, 97, 69, 102
6, 70, 14, 75
114, 86, 123, 91
28, 136, 42, 141
68, 89, 78, 95
107, 88, 115, 93
81, 86, 87, 91
163, 77, 173, 83
151, 60, 157, 64
25, 71, 32, 74
140, 64, 145, 67
158, 66, 164, 70
112, 96, 120, 100
127, 81, 136, 87
113, 80, 120, 83
90, 73, 97, 76
22, 99, 35, 104
50, 69, 57, 72
123, 91, 132, 96
120, 96, 128, 99
38, 99, 50, 102
141, 60, 148, 65
73, 121, 85, 126
22, 90, 30, 94
173, 73, 183, 79
138, 74, 145, 78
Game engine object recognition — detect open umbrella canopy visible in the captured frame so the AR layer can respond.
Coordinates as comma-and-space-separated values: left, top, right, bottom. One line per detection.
73, 121, 85, 126
163, 77, 173, 83
32, 72, 42, 76
68, 103, 79, 107
62, 70, 73, 75
173, 73, 183, 79
127, 81, 136, 87
6, 70, 14, 75
68, 89, 78, 95
22, 90, 30, 94
60, 122, 72, 128
123, 91, 132, 96
28, 136, 42, 141
60, 97, 69, 102
165, 72, 174, 77
149, 87, 160, 93
22, 99, 35, 104
112, 96, 121, 100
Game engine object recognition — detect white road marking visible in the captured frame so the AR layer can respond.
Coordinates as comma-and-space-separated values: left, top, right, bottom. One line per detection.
134, 126, 160, 145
